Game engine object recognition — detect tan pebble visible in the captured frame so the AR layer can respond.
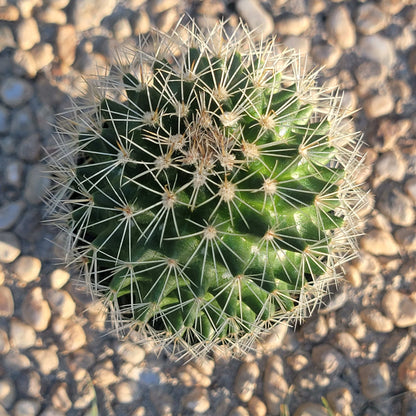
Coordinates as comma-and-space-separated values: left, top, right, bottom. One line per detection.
263, 355, 287, 415
0, 5, 19, 21
36, 7, 67, 25
234, 361, 260, 402
0, 286, 14, 317
235, 0, 274, 38
358, 362, 390, 399
15, 18, 40, 50
356, 3, 388, 35
21, 287, 51, 332
382, 290, 416, 328
360, 229, 399, 256
0, 329, 10, 355
30, 43, 54, 72
364, 93, 395, 119
326, 5, 356, 48
360, 308, 394, 333
46, 289, 76, 319
60, 323, 86, 353
326, 387, 353, 416
31, 346, 59, 375
12, 256, 41, 283
311, 344, 344, 375
294, 402, 328, 416
178, 364, 211, 387
276, 15, 310, 36
9, 318, 36, 349
93, 360, 118, 388
247, 396, 267, 416
229, 405, 249, 416
49, 269, 70, 289
286, 353, 309, 371
182, 387, 210, 413
398, 352, 416, 391
55, 24, 77, 67
332, 332, 361, 359
345, 265, 361, 287
394, 227, 416, 251
114, 380, 142, 404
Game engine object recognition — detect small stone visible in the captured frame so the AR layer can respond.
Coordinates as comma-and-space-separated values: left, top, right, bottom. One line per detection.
360, 308, 394, 333
263, 355, 287, 416
0, 24, 15, 52
151, 0, 179, 13
0, 329, 10, 355
24, 164, 50, 204
356, 3, 388, 35
9, 318, 36, 349
178, 364, 211, 387
113, 18, 132, 40
39, 407, 65, 416
132, 11, 150, 35
229, 406, 249, 416
405, 177, 416, 203
358, 35, 396, 68
0, 286, 14, 317
374, 150, 406, 184
0, 378, 16, 409
345, 265, 361, 287
6, 161, 24, 188
30, 43, 54, 72
21, 287, 52, 332
294, 402, 327, 416
0, 77, 33, 107
311, 43, 341, 68
60, 323, 86, 353
31, 346, 60, 375
4, 351, 31, 372
0, 201, 25, 231
12, 399, 41, 416
398, 352, 416, 391
377, 185, 415, 227
247, 396, 267, 416
46, 289, 76, 319
235, 0, 274, 38
36, 7, 67, 25
51, 383, 71, 412
395, 227, 416, 251
283, 36, 310, 55
45, 0, 71, 9
182, 387, 210, 413
234, 361, 260, 402
332, 332, 360, 359
12, 256, 41, 283
0, 5, 19, 21
326, 388, 353, 416
381, 332, 411, 363
16, 370, 41, 399
354, 60, 387, 89
115, 342, 145, 365
0, 232, 20, 263
358, 362, 390, 400
326, 5, 356, 48
49, 269, 70, 289
12, 49, 37, 78
379, 0, 406, 14
55, 25, 77, 67
311, 344, 344, 375
71, 0, 117, 31
113, 380, 141, 404
0, 105, 9, 133
10, 106, 35, 139
286, 354, 309, 371
299, 315, 328, 343
360, 229, 399, 256
16, 0, 38, 18
382, 290, 416, 328
15, 18, 40, 51
363, 93, 395, 119
276, 15, 310, 36
260, 323, 288, 352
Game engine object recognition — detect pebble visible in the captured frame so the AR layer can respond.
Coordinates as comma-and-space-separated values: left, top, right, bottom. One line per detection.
0, 232, 21, 264
294, 402, 327, 416
71, 0, 117, 31
229, 406, 249, 416
332, 332, 361, 359
113, 18, 132, 40
311, 43, 341, 68
374, 150, 406, 184
156, 8, 179, 33
10, 106, 36, 139
379, 0, 406, 15
182, 387, 210, 413
0, 202, 25, 231
4, 351, 31, 372
36, 7, 67, 25
311, 344, 345, 375
354, 60, 387, 89
283, 36, 310, 55
115, 342, 145, 365
60, 322, 86, 353
16, 370, 41, 399
326, 5, 356, 49
0, 77, 33, 108
356, 3, 388, 35
247, 396, 267, 416
39, 407, 65, 416
12, 399, 41, 416
0, 378, 16, 409
381, 332, 411, 362
92, 360, 118, 388
394, 227, 416, 251
382, 290, 416, 328
16, 0, 38, 19
286, 353, 309, 372
31, 346, 60, 375
398, 352, 416, 391
358, 362, 390, 399
0, 5, 19, 21
21, 287, 51, 332
235, 0, 274, 38
51, 383, 71, 412
377, 185, 415, 227
0, 23, 15, 52
234, 361, 260, 402
358, 35, 396, 68
345, 264, 362, 287
149, 389, 174, 416
360, 308, 394, 333
363, 93, 395, 119
113, 380, 141, 404
9, 318, 36, 349
45, 0, 71, 9
299, 315, 328, 343
405, 177, 416, 202
326, 387, 353, 416
178, 364, 211, 388
260, 323, 288, 352
0, 105, 9, 133
276, 15, 310, 36
55, 25, 77, 67
46, 289, 76, 319
0, 329, 10, 355
151, 0, 179, 13
12, 256, 41, 283
6, 160, 24, 188
263, 355, 287, 416
30, 43, 54, 72
0, 286, 14, 318
132, 10, 151, 35
12, 48, 37, 78
360, 229, 399, 256
15, 18, 40, 51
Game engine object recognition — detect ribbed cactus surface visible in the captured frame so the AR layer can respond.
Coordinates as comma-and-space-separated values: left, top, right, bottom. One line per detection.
47, 22, 365, 356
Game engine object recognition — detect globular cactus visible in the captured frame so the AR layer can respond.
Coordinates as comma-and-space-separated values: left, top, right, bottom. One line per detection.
47, 21, 365, 356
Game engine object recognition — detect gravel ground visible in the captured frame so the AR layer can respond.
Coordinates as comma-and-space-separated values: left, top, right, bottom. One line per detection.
0, 0, 416, 415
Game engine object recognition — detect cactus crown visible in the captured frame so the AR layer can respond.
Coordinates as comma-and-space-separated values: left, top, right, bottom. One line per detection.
47, 21, 365, 357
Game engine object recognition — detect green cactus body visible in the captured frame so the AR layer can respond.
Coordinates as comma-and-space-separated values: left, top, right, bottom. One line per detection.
48, 22, 365, 356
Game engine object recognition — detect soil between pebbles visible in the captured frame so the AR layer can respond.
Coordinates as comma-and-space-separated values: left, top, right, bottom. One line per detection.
0, 0, 416, 415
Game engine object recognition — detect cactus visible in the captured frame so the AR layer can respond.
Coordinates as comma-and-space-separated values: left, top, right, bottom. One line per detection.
47, 21, 365, 356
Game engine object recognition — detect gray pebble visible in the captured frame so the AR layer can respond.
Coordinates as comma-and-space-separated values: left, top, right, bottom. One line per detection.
0, 77, 33, 107
404, 176, 416, 202
374, 150, 406, 184
0, 104, 9, 133
21, 287, 51, 332
24, 164, 50, 204
394, 227, 416, 251
358, 35, 396, 68
382, 290, 416, 328
311, 344, 345, 375
70, 0, 117, 31
377, 185, 415, 226
0, 286, 14, 318
360, 229, 399, 256
10, 106, 36, 139
12, 399, 41, 416
0, 232, 21, 263
358, 362, 390, 399
299, 315, 328, 343
5, 161, 24, 188
38, 407, 66, 416
12, 255, 41, 283
356, 2, 388, 35
234, 361, 260, 402
326, 5, 356, 49
236, 0, 274, 38
381, 332, 411, 362
0, 378, 15, 409
15, 18, 40, 51
9, 318, 36, 349
283, 36, 311, 55
354, 60, 387, 89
